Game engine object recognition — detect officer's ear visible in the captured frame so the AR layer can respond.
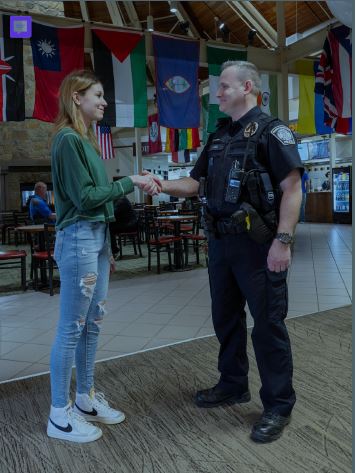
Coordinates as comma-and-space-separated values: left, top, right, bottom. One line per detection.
243, 80, 253, 95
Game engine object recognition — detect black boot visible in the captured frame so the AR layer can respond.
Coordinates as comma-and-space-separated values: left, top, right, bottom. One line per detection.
250, 411, 291, 443
195, 385, 251, 408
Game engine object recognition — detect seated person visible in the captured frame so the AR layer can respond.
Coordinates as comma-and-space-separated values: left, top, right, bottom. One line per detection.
322, 171, 331, 191
109, 197, 138, 258
29, 182, 56, 224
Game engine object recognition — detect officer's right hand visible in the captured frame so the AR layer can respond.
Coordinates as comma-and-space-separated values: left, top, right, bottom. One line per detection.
267, 239, 291, 272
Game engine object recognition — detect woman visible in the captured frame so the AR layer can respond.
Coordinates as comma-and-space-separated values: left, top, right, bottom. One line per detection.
47, 70, 160, 443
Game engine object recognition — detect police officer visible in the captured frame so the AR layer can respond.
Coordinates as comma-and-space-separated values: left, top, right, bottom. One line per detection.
159, 61, 303, 443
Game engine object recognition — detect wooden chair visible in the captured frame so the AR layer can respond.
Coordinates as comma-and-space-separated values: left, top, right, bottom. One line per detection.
31, 223, 57, 295
145, 215, 182, 273
182, 217, 207, 265
0, 249, 27, 291
114, 227, 142, 260
0, 211, 16, 244
10, 212, 31, 246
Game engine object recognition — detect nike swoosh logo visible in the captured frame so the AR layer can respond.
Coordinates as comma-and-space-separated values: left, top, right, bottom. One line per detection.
49, 418, 72, 432
75, 403, 98, 416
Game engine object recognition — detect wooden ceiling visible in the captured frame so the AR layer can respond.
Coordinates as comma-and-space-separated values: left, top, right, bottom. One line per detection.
63, 1, 334, 49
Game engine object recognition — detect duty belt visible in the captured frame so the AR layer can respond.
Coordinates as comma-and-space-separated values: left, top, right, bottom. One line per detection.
215, 218, 245, 235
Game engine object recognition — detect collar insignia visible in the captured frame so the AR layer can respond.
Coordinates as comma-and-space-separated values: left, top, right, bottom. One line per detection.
244, 122, 259, 137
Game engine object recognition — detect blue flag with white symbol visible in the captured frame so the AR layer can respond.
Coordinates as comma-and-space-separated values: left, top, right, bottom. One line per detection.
152, 34, 200, 128
31, 22, 61, 71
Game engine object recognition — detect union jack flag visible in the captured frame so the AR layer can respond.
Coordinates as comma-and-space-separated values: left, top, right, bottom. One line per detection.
94, 122, 115, 159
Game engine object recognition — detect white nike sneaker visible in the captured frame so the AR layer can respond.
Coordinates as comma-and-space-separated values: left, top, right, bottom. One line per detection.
47, 401, 102, 443
74, 389, 126, 425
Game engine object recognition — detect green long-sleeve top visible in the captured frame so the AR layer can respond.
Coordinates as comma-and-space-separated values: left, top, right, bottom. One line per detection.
51, 127, 134, 230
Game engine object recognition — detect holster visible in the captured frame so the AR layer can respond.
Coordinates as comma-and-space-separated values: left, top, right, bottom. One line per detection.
231, 202, 275, 244
201, 207, 216, 238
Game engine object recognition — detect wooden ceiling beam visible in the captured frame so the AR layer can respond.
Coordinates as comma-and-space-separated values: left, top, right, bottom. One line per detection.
241, 1, 278, 44
123, 1, 141, 29
284, 25, 332, 64
105, 0, 124, 26
228, 1, 278, 49
170, 1, 200, 38
79, 0, 89, 22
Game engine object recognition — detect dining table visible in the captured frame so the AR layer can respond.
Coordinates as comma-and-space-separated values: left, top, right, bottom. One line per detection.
16, 224, 55, 234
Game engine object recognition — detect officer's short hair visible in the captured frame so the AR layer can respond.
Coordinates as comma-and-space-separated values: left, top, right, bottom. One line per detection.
221, 61, 261, 97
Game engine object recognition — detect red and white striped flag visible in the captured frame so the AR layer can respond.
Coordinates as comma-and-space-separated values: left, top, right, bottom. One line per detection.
94, 122, 115, 159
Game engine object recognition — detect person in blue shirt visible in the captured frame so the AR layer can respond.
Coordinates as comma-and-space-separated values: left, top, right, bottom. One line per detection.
29, 182, 56, 224
299, 170, 309, 223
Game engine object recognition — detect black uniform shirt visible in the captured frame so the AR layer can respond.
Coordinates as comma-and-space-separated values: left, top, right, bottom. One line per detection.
191, 106, 303, 188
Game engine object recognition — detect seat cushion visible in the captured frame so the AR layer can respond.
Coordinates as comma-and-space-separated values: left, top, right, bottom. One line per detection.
0, 250, 27, 260
150, 236, 182, 245
33, 251, 54, 259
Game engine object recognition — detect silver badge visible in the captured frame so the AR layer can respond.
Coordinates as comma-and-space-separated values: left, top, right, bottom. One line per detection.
270, 125, 296, 145
244, 122, 259, 138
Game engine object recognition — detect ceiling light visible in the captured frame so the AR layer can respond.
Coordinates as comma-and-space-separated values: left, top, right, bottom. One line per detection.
169, 1, 178, 13
147, 15, 154, 32
218, 21, 225, 30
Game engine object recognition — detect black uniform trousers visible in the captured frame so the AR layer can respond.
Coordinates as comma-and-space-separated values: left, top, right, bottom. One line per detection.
208, 231, 296, 417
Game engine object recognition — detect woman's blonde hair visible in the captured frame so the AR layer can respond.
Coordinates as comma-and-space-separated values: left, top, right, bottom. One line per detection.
54, 69, 101, 154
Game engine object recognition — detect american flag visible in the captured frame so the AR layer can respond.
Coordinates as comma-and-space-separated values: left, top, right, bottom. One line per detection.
94, 122, 115, 159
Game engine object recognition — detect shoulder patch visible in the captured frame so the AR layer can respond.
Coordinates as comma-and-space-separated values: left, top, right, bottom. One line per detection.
270, 125, 295, 145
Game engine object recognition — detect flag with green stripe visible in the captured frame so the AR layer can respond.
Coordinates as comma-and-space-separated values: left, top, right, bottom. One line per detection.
92, 28, 147, 128
258, 73, 278, 117
207, 44, 247, 132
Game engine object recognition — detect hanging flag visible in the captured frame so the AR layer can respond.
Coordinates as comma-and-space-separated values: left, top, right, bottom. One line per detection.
171, 150, 186, 164
187, 128, 200, 149
148, 113, 162, 154
0, 14, 25, 121
94, 122, 115, 160
92, 29, 147, 128
184, 149, 191, 163
30, 22, 84, 123
297, 72, 316, 135
258, 73, 278, 117
207, 44, 247, 133
165, 128, 179, 152
165, 127, 199, 152
315, 25, 352, 134
201, 94, 209, 145
313, 62, 333, 135
297, 60, 333, 135
153, 34, 200, 128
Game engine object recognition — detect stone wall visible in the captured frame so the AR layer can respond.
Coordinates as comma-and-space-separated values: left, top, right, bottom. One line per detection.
5, 169, 52, 210
0, 1, 64, 17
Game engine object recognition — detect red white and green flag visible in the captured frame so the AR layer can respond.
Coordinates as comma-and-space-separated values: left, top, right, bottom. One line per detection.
92, 28, 147, 128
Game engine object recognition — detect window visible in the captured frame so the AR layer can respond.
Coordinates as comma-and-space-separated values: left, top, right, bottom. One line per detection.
307, 140, 329, 160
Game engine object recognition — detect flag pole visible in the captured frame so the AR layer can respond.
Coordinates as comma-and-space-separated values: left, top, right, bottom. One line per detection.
134, 127, 144, 203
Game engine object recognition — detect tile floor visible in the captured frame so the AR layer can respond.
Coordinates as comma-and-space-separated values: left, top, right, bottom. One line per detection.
0, 223, 352, 383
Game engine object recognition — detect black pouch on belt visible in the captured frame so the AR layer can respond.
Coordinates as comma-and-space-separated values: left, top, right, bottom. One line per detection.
233, 202, 275, 244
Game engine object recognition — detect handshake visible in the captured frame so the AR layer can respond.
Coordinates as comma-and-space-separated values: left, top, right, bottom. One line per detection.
130, 171, 163, 196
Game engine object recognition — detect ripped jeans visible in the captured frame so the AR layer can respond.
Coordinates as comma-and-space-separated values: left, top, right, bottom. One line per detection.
50, 221, 110, 407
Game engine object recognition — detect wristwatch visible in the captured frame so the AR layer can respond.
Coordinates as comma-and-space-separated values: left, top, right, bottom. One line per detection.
275, 232, 294, 245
